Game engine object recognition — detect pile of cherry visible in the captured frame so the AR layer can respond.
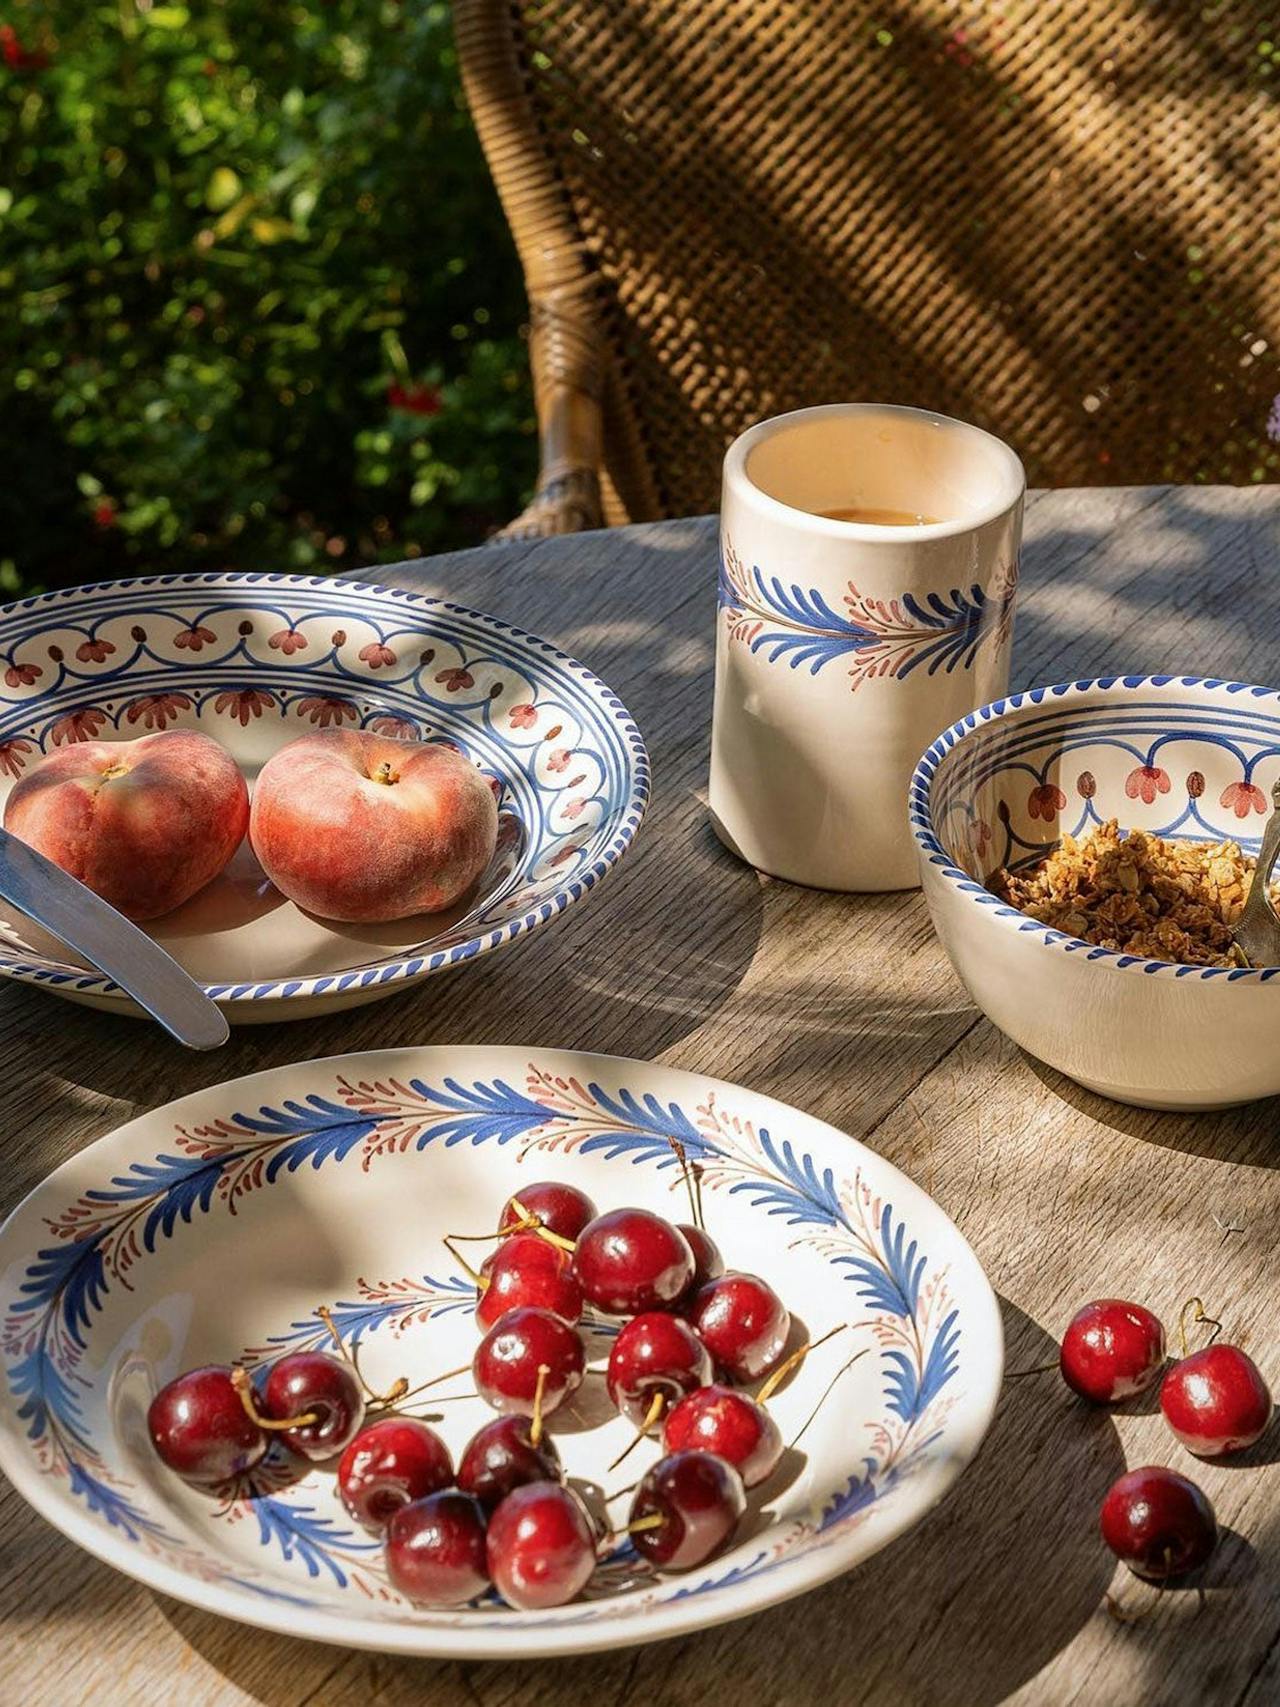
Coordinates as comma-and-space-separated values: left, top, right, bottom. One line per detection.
147, 1182, 800, 1610
1059, 1295, 1272, 1590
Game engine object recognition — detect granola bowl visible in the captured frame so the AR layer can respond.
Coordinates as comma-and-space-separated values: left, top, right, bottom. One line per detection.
909, 676, 1280, 1110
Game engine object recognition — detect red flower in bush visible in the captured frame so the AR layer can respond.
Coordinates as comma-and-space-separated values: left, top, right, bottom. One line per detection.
387, 381, 442, 417
1124, 765, 1170, 806
1, 25, 49, 73
1220, 780, 1267, 819
1027, 782, 1066, 822
91, 500, 117, 529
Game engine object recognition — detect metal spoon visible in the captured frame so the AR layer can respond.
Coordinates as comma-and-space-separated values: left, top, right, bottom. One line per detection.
0, 828, 228, 1049
1232, 778, 1280, 967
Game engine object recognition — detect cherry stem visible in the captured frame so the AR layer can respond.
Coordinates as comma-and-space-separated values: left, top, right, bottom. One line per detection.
669, 1138, 703, 1232
530, 1364, 550, 1448
449, 1219, 540, 1242
756, 1323, 847, 1406
787, 1348, 870, 1452
624, 1513, 664, 1535
504, 1195, 577, 1256
230, 1368, 318, 1432
442, 1234, 484, 1287
1178, 1297, 1223, 1359
607, 1390, 665, 1472
1005, 1360, 1061, 1380
314, 1306, 408, 1409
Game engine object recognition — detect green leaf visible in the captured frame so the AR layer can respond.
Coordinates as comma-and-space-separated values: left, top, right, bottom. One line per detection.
205, 167, 242, 212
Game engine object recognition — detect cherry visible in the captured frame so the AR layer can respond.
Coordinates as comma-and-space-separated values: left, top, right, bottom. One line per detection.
628, 1450, 746, 1570
473, 1306, 585, 1417
147, 1366, 267, 1483
1160, 1344, 1272, 1457
1100, 1466, 1217, 1579
678, 1224, 725, 1291
1059, 1299, 1166, 1403
337, 1417, 453, 1531
663, 1383, 783, 1488
606, 1312, 712, 1428
486, 1480, 598, 1609
687, 1272, 790, 1381
261, 1351, 365, 1461
385, 1491, 490, 1606
572, 1208, 694, 1315
457, 1414, 564, 1512
499, 1180, 597, 1243
476, 1231, 583, 1330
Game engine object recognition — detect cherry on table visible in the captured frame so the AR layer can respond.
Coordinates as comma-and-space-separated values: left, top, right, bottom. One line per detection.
687, 1271, 790, 1382
147, 1365, 267, 1483
261, 1350, 366, 1461
662, 1383, 783, 1488
385, 1491, 490, 1606
1059, 1299, 1166, 1403
628, 1449, 746, 1570
571, 1207, 695, 1315
499, 1180, 597, 1243
678, 1224, 724, 1291
1100, 1465, 1217, 1579
606, 1311, 712, 1428
473, 1306, 586, 1417
486, 1480, 598, 1609
1160, 1343, 1272, 1457
457, 1413, 564, 1512
337, 1416, 453, 1532
477, 1231, 583, 1330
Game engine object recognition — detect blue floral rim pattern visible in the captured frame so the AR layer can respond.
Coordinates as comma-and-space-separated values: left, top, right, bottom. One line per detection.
909, 675, 1280, 984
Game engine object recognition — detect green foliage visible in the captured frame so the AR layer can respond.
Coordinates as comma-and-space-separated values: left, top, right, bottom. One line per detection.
0, 0, 536, 591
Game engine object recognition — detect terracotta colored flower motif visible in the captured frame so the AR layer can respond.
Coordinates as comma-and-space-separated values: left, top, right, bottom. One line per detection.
1076, 771, 1096, 800
1124, 765, 1170, 806
75, 637, 115, 664
0, 738, 33, 779
358, 641, 397, 669
508, 703, 537, 730
4, 661, 41, 688
1220, 779, 1267, 819
269, 627, 308, 656
435, 667, 474, 693
562, 797, 589, 821
370, 715, 419, 740
1027, 782, 1066, 822
967, 817, 992, 855
549, 843, 582, 867
546, 747, 572, 774
296, 695, 357, 728
1187, 770, 1205, 799
214, 688, 275, 726
51, 707, 108, 745
173, 624, 217, 652
125, 693, 192, 730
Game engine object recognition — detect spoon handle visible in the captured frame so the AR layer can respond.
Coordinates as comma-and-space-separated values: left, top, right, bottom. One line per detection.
1233, 779, 1280, 966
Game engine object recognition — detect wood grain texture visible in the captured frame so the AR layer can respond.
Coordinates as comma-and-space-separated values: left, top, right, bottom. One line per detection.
1, 487, 1278, 1706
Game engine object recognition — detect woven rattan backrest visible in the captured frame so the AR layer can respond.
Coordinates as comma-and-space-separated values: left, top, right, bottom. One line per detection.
457, 1, 1280, 525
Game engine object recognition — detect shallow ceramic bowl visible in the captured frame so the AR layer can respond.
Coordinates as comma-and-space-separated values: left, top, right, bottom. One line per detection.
911, 676, 1280, 1110
0, 1047, 1001, 1659
0, 574, 647, 1022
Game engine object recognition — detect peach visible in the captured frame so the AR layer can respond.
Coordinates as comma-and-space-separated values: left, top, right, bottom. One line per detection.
249, 729, 498, 922
4, 731, 249, 921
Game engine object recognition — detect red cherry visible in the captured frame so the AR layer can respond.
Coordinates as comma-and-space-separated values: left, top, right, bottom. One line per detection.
1160, 1344, 1272, 1457
473, 1306, 586, 1416
457, 1414, 564, 1512
498, 1181, 597, 1242
486, 1481, 597, 1609
678, 1224, 724, 1291
385, 1491, 490, 1606
1059, 1299, 1166, 1403
476, 1231, 583, 1330
261, 1352, 365, 1460
1100, 1466, 1217, 1579
572, 1208, 694, 1315
606, 1312, 712, 1427
337, 1417, 453, 1531
662, 1383, 783, 1488
687, 1272, 790, 1381
147, 1366, 266, 1483
629, 1450, 746, 1570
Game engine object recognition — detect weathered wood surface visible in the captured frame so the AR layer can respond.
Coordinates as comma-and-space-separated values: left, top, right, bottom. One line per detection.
1, 485, 1279, 1707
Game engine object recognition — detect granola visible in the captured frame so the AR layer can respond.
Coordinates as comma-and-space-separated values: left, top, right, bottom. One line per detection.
989, 818, 1262, 967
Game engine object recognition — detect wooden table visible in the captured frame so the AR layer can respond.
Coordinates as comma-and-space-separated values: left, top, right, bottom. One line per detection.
2, 486, 1278, 1706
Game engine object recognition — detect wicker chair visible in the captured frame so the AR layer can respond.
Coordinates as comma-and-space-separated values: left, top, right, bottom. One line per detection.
455, 0, 1280, 535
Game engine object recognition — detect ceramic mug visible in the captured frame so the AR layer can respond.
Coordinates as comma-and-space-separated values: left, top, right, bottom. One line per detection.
709, 403, 1025, 891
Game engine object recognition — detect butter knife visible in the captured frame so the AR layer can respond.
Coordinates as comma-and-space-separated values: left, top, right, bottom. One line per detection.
0, 827, 229, 1049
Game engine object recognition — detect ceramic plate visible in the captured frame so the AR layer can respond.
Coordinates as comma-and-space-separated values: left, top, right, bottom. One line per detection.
0, 575, 648, 1021
0, 1047, 1002, 1659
